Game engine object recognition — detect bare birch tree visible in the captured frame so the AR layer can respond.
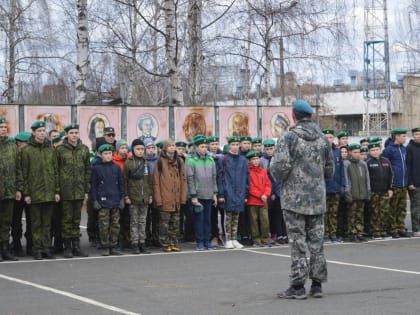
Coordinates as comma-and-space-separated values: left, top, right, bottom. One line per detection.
76, 0, 88, 106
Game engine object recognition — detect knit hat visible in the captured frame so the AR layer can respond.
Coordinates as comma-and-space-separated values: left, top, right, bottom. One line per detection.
131, 138, 145, 148
116, 139, 128, 151
144, 139, 155, 148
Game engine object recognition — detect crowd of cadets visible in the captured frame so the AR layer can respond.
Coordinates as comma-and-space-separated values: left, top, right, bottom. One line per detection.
0, 115, 419, 261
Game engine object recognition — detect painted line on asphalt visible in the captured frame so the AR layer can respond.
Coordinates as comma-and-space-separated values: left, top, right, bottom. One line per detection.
243, 248, 420, 275
0, 273, 142, 315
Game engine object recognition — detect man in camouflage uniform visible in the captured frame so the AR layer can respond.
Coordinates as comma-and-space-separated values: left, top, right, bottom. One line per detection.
0, 117, 19, 261
56, 123, 90, 258
271, 100, 333, 299
19, 121, 60, 260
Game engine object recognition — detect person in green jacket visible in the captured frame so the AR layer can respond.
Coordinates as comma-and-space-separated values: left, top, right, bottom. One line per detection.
19, 121, 60, 260
0, 116, 19, 261
56, 123, 90, 258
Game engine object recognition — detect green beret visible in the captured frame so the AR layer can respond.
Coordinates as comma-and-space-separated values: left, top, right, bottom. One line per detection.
193, 135, 208, 146
207, 136, 219, 143
369, 136, 381, 143
263, 139, 276, 147
412, 127, 420, 133
391, 128, 407, 135
98, 143, 113, 153
359, 137, 369, 144
240, 136, 252, 142
156, 141, 163, 149
0, 116, 6, 124
59, 131, 65, 138
15, 131, 32, 142
368, 142, 381, 149
8, 136, 15, 142
252, 137, 262, 144
175, 141, 187, 147
360, 146, 368, 153
222, 144, 228, 154
348, 143, 361, 151
228, 136, 241, 144
322, 128, 335, 135
64, 123, 79, 132
52, 135, 62, 144
31, 120, 46, 131
246, 151, 261, 159
187, 141, 194, 148
337, 131, 349, 139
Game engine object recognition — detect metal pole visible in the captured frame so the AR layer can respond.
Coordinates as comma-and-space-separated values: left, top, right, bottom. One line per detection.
120, 82, 127, 140
257, 84, 262, 138
279, 37, 285, 106
18, 81, 24, 132
315, 85, 320, 125
214, 84, 219, 137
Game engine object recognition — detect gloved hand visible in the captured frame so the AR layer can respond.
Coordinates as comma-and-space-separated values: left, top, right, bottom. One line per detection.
93, 200, 101, 210
119, 198, 125, 210
345, 192, 352, 203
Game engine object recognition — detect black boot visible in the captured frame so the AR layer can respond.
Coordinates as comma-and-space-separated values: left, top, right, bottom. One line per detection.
72, 238, 88, 257
42, 249, 56, 259
1, 242, 18, 261
109, 247, 122, 255
26, 238, 33, 256
63, 239, 73, 258
139, 243, 151, 254
53, 237, 63, 254
131, 243, 140, 254
13, 239, 24, 257
33, 251, 42, 260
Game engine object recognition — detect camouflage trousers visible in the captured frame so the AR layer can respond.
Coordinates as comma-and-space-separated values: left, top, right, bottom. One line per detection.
347, 200, 366, 237
98, 208, 120, 248
368, 193, 390, 236
159, 210, 179, 246
61, 200, 83, 239
283, 210, 327, 286
0, 199, 14, 242
325, 193, 340, 238
409, 188, 420, 232
129, 203, 148, 244
247, 205, 270, 243
30, 203, 54, 252
224, 211, 240, 241
389, 187, 408, 234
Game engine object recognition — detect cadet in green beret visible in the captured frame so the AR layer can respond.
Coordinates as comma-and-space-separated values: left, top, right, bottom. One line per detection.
322, 128, 335, 136
20, 121, 60, 260
390, 128, 407, 136
251, 137, 263, 152
360, 138, 369, 147
239, 135, 252, 156
337, 131, 349, 147
176, 140, 188, 159
0, 117, 19, 260
360, 146, 368, 161
369, 136, 381, 143
207, 135, 222, 155
52, 135, 63, 147
340, 145, 348, 161
407, 127, 420, 236
343, 142, 370, 242
56, 122, 90, 258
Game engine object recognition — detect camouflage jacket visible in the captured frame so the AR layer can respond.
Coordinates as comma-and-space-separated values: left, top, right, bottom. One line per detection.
270, 119, 334, 215
0, 137, 17, 200
19, 136, 59, 204
56, 139, 91, 200
123, 155, 152, 204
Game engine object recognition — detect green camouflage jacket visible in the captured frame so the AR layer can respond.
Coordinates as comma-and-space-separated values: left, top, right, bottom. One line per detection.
0, 137, 17, 200
20, 136, 59, 204
123, 155, 152, 204
56, 139, 91, 201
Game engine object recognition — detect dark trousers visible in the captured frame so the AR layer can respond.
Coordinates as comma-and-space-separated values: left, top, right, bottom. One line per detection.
268, 196, 286, 237
238, 206, 251, 241
87, 195, 99, 242
179, 202, 194, 241
119, 205, 131, 248
11, 200, 32, 243
191, 199, 212, 244
211, 204, 225, 239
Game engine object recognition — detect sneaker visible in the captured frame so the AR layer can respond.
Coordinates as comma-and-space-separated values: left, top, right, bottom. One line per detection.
210, 238, 218, 248
309, 284, 323, 298
170, 245, 181, 252
196, 242, 204, 251
277, 286, 307, 299
109, 248, 122, 255
232, 240, 244, 249
162, 245, 172, 252
224, 240, 234, 249
101, 248, 110, 256
204, 242, 214, 250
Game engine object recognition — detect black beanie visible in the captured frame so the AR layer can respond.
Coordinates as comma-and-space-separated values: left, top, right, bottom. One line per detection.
132, 138, 145, 148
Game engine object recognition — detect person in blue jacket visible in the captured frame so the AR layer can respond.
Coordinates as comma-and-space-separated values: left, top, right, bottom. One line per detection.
217, 136, 249, 249
382, 128, 409, 237
91, 144, 125, 256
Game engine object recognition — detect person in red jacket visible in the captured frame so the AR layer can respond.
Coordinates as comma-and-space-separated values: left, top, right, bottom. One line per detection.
246, 151, 272, 246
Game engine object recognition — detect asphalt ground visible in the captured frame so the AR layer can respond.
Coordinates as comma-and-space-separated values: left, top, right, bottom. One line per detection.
1, 211, 420, 315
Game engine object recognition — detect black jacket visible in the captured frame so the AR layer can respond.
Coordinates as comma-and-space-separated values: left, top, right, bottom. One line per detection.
406, 140, 420, 187
366, 156, 393, 194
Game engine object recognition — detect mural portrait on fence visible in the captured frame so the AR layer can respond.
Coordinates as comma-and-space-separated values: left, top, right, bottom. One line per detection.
219, 107, 257, 143
261, 106, 293, 140
25, 106, 70, 134
175, 107, 214, 142
127, 107, 169, 143
0, 105, 18, 136
78, 106, 120, 150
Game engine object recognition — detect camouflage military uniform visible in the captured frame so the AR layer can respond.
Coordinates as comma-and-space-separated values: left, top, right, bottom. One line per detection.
409, 188, 420, 233
369, 193, 390, 236
346, 200, 366, 237
270, 118, 333, 287
98, 208, 120, 248
325, 193, 340, 238
20, 136, 59, 255
389, 187, 407, 234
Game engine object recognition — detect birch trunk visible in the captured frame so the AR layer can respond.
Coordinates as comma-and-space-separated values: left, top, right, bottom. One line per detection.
5, 0, 17, 103
163, 0, 184, 106
187, 0, 203, 105
76, 0, 89, 106
263, 0, 272, 104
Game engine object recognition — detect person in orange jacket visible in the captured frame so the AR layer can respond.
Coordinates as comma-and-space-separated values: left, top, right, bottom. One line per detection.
246, 151, 272, 246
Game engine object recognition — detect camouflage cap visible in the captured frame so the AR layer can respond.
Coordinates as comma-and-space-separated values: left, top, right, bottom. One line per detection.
322, 128, 335, 135
31, 120, 46, 131
64, 123, 80, 132
263, 139, 276, 147
337, 131, 349, 139
348, 143, 361, 151
246, 151, 261, 159
98, 143, 113, 153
